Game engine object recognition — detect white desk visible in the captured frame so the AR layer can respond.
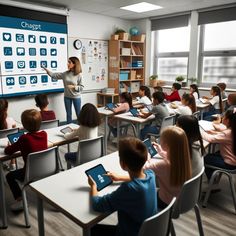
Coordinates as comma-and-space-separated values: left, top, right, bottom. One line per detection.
29, 151, 125, 236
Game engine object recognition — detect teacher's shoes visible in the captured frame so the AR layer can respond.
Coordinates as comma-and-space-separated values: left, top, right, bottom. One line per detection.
10, 200, 23, 212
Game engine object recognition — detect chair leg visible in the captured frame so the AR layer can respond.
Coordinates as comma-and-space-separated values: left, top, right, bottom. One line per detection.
228, 174, 236, 213
170, 220, 176, 236
131, 124, 137, 137
67, 162, 72, 170
194, 204, 204, 236
56, 149, 64, 171
22, 188, 30, 228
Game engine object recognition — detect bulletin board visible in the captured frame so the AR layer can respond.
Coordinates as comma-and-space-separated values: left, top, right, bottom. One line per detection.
68, 37, 108, 91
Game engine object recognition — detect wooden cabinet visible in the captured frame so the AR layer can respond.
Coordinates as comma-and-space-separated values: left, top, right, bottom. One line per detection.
97, 93, 119, 107
108, 39, 145, 95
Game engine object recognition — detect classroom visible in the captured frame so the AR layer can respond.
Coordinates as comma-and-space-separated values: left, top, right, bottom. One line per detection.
0, 0, 236, 235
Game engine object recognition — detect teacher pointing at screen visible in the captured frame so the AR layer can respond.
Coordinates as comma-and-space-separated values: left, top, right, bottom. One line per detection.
43, 57, 83, 124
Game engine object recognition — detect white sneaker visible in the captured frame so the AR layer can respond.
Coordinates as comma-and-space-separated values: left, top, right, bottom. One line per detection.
112, 137, 118, 144
7, 164, 16, 171
10, 200, 23, 212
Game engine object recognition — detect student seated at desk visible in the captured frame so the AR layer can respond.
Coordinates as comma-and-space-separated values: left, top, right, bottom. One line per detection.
88, 137, 157, 236
5, 109, 48, 211
35, 94, 56, 121
201, 110, 236, 180
139, 91, 169, 140
202, 86, 223, 121
64, 103, 101, 167
190, 84, 200, 101
0, 99, 17, 171
217, 82, 227, 99
164, 82, 181, 102
136, 85, 152, 106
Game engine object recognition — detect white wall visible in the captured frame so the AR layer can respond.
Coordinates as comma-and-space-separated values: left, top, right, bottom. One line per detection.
7, 8, 131, 122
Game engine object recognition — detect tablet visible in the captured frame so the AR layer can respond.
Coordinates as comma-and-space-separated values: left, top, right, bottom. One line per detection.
60, 126, 73, 134
129, 108, 139, 117
105, 103, 117, 110
7, 131, 24, 144
85, 164, 113, 191
143, 138, 158, 158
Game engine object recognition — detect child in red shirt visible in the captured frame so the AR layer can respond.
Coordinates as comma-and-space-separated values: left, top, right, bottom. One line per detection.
165, 83, 181, 102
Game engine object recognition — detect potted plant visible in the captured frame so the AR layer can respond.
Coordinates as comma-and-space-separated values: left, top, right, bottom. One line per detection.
149, 74, 158, 87
187, 77, 198, 85
175, 76, 186, 87
114, 28, 129, 40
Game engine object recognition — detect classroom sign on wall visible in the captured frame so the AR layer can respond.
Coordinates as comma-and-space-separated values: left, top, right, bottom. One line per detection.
0, 15, 68, 97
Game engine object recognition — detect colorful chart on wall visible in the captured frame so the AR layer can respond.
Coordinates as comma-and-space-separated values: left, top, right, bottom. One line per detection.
0, 15, 67, 97
68, 38, 108, 91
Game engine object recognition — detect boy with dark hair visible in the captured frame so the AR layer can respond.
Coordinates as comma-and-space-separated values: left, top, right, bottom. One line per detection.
165, 82, 181, 102
88, 137, 157, 236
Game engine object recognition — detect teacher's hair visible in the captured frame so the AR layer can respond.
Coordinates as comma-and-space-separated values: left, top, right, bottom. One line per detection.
69, 57, 82, 75
0, 99, 8, 130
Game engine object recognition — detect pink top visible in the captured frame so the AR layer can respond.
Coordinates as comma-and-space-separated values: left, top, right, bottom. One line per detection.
201, 129, 236, 166
6, 117, 16, 129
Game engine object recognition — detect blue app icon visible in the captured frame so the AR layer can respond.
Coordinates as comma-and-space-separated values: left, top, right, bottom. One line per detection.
28, 35, 36, 43
30, 76, 37, 84
60, 38, 65, 44
50, 37, 56, 44
40, 48, 47, 56
29, 48, 36, 56
16, 34, 24, 42
16, 47, 25, 56
17, 61, 25, 69
41, 61, 47, 68
4, 47, 12, 56
19, 76, 26, 85
5, 61, 13, 69
3, 33, 11, 41
6, 77, 15, 86
41, 75, 48, 83
40, 36, 47, 43
50, 49, 57, 56
29, 61, 37, 68
51, 78, 57, 82
51, 61, 57, 68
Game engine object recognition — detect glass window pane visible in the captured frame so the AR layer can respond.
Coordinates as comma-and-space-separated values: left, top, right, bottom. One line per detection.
202, 57, 236, 83
204, 21, 236, 51
158, 27, 190, 53
158, 57, 188, 81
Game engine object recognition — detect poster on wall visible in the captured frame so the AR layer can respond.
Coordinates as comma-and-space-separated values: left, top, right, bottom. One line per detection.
69, 38, 108, 91
0, 15, 68, 97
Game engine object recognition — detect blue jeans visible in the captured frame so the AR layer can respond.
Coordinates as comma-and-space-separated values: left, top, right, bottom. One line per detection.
140, 125, 160, 140
64, 97, 81, 124
204, 152, 236, 180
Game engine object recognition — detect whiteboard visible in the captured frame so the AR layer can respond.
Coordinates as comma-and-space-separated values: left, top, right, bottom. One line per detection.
68, 37, 108, 91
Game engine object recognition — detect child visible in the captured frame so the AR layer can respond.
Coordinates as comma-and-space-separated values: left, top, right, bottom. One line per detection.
144, 126, 192, 209
190, 84, 200, 101
35, 94, 56, 121
108, 92, 132, 142
137, 85, 152, 105
201, 110, 236, 180
176, 115, 204, 177
226, 93, 236, 111
170, 93, 196, 115
5, 109, 48, 211
0, 99, 17, 171
202, 86, 223, 121
217, 82, 227, 99
165, 83, 181, 102
64, 103, 101, 167
140, 91, 169, 140
88, 137, 157, 236
154, 86, 163, 92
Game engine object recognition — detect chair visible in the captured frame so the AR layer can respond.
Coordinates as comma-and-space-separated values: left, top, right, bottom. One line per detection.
67, 136, 104, 169
171, 167, 205, 236
138, 197, 176, 236
40, 119, 59, 130
193, 111, 201, 120
0, 127, 19, 139
202, 165, 236, 213
18, 146, 60, 227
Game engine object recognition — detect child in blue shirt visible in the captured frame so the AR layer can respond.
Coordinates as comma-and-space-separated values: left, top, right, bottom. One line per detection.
88, 137, 157, 236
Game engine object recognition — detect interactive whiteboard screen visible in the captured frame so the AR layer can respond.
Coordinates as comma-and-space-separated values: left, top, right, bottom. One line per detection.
0, 15, 67, 97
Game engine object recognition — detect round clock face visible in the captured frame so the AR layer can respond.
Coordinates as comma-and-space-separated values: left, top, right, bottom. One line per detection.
73, 39, 82, 50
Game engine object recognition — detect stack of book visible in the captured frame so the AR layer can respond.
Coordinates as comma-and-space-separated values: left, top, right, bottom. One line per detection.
132, 61, 143, 67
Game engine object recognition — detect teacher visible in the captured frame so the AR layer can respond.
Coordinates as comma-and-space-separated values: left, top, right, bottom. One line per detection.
43, 57, 83, 124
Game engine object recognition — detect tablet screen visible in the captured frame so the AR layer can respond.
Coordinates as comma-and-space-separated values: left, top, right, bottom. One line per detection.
60, 126, 73, 134
105, 103, 116, 110
7, 131, 24, 144
129, 108, 139, 117
85, 164, 112, 191
143, 138, 158, 158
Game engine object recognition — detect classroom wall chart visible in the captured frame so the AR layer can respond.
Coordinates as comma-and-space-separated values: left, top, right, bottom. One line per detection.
0, 15, 68, 97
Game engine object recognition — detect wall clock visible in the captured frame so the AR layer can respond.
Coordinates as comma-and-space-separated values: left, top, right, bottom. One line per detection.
73, 39, 82, 50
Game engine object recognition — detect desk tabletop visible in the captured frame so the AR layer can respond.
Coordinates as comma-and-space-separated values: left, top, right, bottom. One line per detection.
114, 112, 155, 124
97, 107, 115, 116
30, 151, 125, 228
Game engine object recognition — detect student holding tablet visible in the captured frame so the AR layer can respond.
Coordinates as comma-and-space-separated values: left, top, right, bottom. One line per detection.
88, 137, 157, 236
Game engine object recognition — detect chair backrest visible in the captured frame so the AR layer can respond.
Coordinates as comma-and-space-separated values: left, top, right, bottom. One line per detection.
138, 197, 176, 236
0, 127, 19, 139
193, 111, 201, 120
76, 136, 104, 166
160, 115, 176, 132
40, 119, 59, 130
24, 146, 59, 184
172, 167, 205, 218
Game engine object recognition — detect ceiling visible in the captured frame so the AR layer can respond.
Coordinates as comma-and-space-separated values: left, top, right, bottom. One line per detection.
3, 0, 236, 20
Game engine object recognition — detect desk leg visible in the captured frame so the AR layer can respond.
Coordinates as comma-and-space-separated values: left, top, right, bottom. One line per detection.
0, 162, 7, 229
104, 116, 108, 155
117, 119, 120, 148
136, 123, 141, 139
37, 197, 45, 236
83, 228, 91, 236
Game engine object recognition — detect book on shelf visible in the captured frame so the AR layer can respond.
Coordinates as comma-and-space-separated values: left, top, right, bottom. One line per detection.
132, 45, 142, 56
